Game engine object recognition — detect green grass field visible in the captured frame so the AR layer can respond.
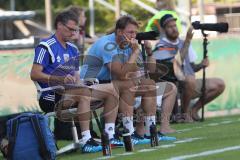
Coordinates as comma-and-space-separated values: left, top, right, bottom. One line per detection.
1, 115, 239, 159
48, 115, 240, 160
0, 115, 240, 160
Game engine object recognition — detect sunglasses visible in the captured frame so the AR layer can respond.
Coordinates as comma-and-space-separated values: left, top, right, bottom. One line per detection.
63, 23, 79, 33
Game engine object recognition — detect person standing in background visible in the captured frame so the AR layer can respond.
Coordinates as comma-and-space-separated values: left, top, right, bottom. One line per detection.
145, 0, 182, 34
65, 5, 98, 56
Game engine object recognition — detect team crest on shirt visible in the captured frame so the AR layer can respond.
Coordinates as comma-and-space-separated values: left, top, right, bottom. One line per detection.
57, 56, 61, 62
63, 53, 70, 62
104, 42, 117, 52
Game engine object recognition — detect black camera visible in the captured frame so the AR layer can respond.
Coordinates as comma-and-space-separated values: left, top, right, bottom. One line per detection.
192, 21, 228, 33
136, 31, 159, 41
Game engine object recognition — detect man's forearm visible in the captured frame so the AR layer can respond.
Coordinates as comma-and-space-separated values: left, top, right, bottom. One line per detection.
122, 63, 138, 73
74, 71, 82, 84
121, 50, 140, 75
146, 55, 156, 73
128, 49, 140, 63
191, 63, 203, 72
116, 63, 138, 80
31, 71, 65, 85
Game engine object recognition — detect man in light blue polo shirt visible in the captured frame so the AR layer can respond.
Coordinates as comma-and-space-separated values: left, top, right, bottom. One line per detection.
81, 15, 166, 144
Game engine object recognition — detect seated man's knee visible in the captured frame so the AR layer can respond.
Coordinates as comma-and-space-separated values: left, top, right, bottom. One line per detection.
168, 82, 177, 94
67, 88, 91, 103
113, 80, 135, 91
103, 84, 119, 99
162, 82, 177, 98
217, 79, 225, 93
210, 78, 225, 94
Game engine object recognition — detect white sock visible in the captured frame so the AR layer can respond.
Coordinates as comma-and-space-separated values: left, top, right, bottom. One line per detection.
105, 123, 115, 139
157, 95, 163, 107
122, 116, 134, 135
145, 116, 156, 136
81, 130, 91, 145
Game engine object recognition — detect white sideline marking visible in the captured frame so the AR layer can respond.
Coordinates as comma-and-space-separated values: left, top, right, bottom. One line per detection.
93, 137, 202, 160
177, 128, 192, 133
96, 156, 115, 160
168, 145, 240, 160
156, 144, 176, 149
115, 152, 135, 156
195, 126, 203, 129
174, 137, 203, 144
138, 148, 157, 152
177, 119, 235, 134
207, 123, 220, 126
220, 120, 232, 124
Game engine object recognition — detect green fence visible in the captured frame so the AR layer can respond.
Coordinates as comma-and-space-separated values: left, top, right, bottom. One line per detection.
192, 36, 240, 111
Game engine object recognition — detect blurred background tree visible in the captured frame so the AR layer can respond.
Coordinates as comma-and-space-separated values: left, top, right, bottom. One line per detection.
0, 0, 240, 34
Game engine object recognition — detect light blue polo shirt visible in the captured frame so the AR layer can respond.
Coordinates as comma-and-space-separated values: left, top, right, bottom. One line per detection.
80, 33, 133, 81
